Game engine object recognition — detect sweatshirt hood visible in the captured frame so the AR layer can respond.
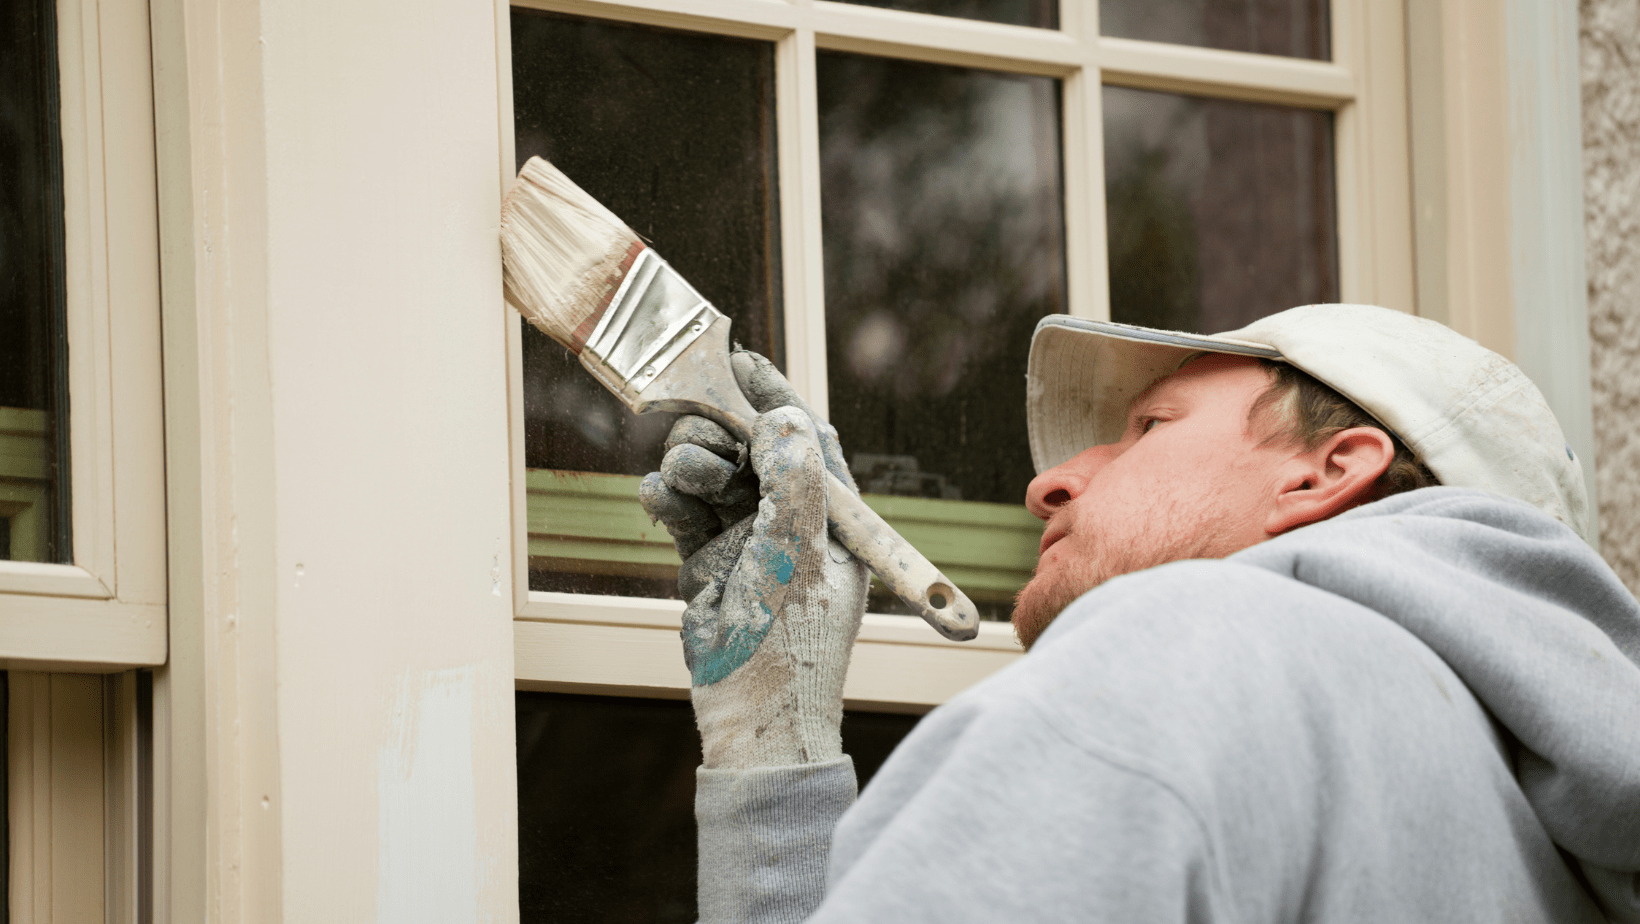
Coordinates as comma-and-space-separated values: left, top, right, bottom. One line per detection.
1232, 487, 1640, 914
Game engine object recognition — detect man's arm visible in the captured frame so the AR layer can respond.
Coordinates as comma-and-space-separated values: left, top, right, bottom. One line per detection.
640, 352, 870, 923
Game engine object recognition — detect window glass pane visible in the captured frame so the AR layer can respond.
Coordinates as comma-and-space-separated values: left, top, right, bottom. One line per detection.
819, 54, 1063, 621
819, 53, 1064, 507
516, 691, 918, 923
511, 10, 781, 597
1100, 0, 1330, 61
1103, 86, 1337, 334
0, 0, 71, 564
830, 0, 1056, 30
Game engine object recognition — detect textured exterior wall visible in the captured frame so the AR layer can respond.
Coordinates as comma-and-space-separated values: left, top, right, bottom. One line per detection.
1581, 0, 1640, 594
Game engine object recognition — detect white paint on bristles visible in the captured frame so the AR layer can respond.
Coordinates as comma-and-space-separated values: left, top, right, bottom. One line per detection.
500, 157, 642, 347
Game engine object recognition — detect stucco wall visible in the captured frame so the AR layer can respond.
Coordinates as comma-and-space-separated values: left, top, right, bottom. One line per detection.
1581, 0, 1640, 595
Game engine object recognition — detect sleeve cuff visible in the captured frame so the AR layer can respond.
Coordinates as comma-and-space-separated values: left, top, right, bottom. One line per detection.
696, 757, 858, 924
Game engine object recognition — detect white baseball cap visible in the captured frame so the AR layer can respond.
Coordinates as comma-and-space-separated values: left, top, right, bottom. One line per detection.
1025, 304, 1592, 543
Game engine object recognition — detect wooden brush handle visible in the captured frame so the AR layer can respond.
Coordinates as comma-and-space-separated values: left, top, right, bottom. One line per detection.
821, 472, 981, 641
632, 320, 982, 642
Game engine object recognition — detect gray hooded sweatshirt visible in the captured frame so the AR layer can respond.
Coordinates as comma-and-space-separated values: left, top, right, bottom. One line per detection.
696, 488, 1640, 922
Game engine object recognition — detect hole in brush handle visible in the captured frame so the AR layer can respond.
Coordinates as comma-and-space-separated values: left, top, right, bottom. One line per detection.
927, 583, 953, 610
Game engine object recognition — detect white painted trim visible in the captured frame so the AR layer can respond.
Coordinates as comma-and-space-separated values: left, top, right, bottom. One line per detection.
0, 561, 112, 598
1098, 36, 1354, 107
515, 609, 1021, 710
1502, 0, 1597, 517
0, 598, 164, 670
1333, 0, 1415, 310
8, 673, 109, 922
782, 26, 833, 416
521, 590, 1022, 649
0, 0, 168, 668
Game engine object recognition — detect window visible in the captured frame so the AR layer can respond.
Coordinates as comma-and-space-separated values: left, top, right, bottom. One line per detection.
504, 4, 1413, 915
0, 0, 164, 916
0, 0, 165, 663
506, 0, 1412, 708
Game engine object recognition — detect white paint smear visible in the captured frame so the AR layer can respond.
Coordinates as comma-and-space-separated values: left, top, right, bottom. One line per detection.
378, 667, 480, 923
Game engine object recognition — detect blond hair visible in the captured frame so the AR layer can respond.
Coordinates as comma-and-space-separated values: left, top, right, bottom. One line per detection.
1248, 360, 1439, 500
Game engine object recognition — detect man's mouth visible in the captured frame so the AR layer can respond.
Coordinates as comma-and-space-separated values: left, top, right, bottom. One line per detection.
1039, 529, 1067, 556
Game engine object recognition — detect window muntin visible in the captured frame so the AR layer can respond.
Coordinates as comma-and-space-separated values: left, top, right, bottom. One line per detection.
830, 0, 1057, 30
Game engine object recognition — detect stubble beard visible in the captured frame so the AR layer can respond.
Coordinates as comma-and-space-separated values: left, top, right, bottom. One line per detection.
1012, 496, 1227, 650
1012, 558, 1104, 650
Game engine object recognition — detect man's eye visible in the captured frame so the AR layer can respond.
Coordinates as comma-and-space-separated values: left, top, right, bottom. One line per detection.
1139, 417, 1159, 433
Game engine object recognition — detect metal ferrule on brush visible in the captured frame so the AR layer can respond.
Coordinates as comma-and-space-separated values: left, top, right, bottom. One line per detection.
579, 248, 725, 404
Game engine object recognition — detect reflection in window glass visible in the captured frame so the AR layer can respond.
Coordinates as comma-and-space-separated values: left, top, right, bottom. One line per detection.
1100, 0, 1329, 61
819, 53, 1065, 510
516, 691, 918, 923
1103, 86, 1337, 334
0, 0, 71, 564
511, 11, 781, 596
832, 0, 1055, 30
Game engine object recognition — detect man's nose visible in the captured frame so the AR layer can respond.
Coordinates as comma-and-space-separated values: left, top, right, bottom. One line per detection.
1024, 445, 1109, 521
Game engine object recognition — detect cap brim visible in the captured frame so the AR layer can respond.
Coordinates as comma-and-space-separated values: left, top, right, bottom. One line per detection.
1026, 316, 1282, 473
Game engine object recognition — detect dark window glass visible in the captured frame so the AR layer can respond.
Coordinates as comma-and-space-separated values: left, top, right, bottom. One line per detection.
1103, 86, 1337, 334
512, 11, 781, 596
516, 691, 919, 923
819, 52, 1065, 509
831, 0, 1056, 29
1100, 0, 1330, 60
1, 0, 71, 564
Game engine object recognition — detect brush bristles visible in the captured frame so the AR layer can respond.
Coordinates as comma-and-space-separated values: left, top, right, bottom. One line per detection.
501, 157, 644, 351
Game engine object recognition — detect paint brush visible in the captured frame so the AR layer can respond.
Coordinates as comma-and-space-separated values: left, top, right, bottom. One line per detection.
501, 156, 980, 642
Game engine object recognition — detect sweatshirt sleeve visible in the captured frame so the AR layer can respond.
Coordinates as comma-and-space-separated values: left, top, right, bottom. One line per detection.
695, 757, 858, 924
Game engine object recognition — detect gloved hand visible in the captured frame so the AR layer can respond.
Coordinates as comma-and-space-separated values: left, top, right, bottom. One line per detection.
640, 352, 871, 769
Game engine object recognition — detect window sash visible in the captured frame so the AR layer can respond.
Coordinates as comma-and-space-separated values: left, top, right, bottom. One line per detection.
504, 0, 1414, 706
0, 0, 166, 671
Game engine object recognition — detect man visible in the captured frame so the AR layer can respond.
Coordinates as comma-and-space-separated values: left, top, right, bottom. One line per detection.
640, 304, 1640, 923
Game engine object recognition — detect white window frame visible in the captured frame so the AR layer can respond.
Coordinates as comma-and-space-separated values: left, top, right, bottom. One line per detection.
3, 0, 163, 917
502, 0, 1417, 709
0, 0, 166, 672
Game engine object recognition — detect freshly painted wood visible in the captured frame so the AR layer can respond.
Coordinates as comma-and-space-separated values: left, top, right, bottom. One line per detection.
1098, 36, 1355, 108
0, 597, 164, 668
8, 673, 108, 922
0, 0, 166, 643
153, 0, 522, 918
514, 610, 1021, 708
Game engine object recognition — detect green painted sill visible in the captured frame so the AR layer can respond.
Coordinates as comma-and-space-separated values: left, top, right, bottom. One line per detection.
526, 469, 1041, 603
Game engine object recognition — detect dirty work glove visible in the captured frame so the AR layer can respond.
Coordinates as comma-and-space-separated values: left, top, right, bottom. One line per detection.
639, 352, 870, 770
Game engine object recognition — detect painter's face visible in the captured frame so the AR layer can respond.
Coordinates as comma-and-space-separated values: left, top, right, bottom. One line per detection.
1013, 355, 1291, 649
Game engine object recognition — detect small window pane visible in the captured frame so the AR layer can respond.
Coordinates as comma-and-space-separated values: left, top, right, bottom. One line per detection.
0, 0, 72, 564
831, 0, 1056, 30
511, 11, 781, 597
819, 53, 1065, 509
1100, 0, 1330, 61
1103, 86, 1338, 334
516, 691, 919, 923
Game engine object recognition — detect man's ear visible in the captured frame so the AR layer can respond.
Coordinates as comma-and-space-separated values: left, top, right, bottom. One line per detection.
1264, 427, 1395, 535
